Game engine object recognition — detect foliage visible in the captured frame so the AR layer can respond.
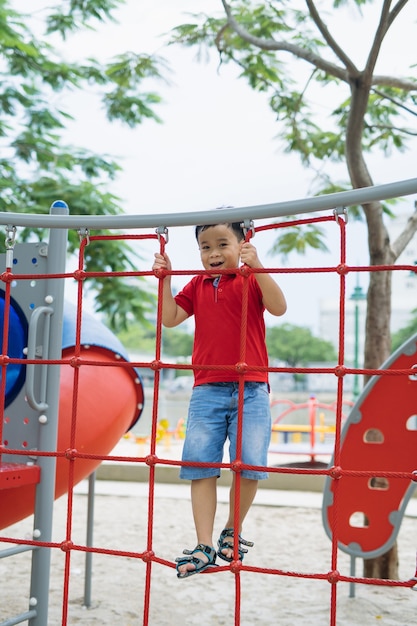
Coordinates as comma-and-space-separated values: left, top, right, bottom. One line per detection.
116, 320, 194, 358
168, 0, 417, 254
162, 327, 193, 358
0, 0, 168, 329
268, 222, 328, 257
391, 309, 417, 352
115, 319, 159, 355
266, 323, 337, 367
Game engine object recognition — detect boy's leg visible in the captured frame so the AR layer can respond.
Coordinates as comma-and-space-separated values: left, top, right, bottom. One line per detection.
177, 476, 217, 576
219, 475, 258, 560
226, 475, 258, 532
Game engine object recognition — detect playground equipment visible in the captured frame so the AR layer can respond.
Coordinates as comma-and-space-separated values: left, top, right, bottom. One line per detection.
269, 395, 352, 462
0, 204, 144, 626
0, 302, 144, 530
322, 332, 417, 594
0, 260, 144, 528
2, 179, 417, 626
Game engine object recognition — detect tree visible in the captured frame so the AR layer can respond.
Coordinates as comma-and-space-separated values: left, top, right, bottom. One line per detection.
267, 323, 337, 366
117, 321, 194, 360
267, 323, 337, 388
1, 0, 168, 329
169, 0, 417, 579
392, 308, 417, 351
162, 328, 194, 359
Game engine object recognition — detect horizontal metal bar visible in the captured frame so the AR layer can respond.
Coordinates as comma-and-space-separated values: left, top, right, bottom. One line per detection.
0, 610, 37, 626
1, 178, 416, 230
0, 544, 37, 559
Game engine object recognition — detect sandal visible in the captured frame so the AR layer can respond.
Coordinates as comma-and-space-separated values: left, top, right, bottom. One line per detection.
217, 528, 254, 563
175, 543, 217, 579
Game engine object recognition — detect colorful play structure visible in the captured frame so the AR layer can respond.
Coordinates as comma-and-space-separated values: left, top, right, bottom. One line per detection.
0, 301, 144, 530
322, 331, 417, 595
1, 186, 417, 625
269, 395, 353, 462
0, 203, 144, 625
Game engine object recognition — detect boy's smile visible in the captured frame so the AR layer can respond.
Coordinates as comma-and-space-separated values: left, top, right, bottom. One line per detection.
197, 224, 242, 274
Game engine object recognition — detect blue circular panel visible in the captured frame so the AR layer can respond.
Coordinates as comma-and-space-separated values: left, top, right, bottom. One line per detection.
0, 291, 28, 407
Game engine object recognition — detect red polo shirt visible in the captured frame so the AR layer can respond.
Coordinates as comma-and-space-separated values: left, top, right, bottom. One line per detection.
174, 272, 269, 386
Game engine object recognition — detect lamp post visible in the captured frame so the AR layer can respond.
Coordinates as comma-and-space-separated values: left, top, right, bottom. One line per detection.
350, 281, 367, 400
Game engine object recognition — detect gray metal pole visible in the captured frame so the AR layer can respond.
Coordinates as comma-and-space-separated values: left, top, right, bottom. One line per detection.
28, 201, 68, 626
83, 471, 96, 608
349, 555, 356, 598
0, 178, 416, 230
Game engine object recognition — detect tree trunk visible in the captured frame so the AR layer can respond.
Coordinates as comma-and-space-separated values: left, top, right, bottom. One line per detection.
361, 205, 397, 578
364, 544, 399, 579
346, 76, 399, 576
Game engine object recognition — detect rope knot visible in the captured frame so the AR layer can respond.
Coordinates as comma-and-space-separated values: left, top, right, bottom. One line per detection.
329, 465, 343, 479
336, 263, 348, 275
60, 540, 74, 552
239, 264, 251, 277
327, 569, 340, 584
230, 559, 243, 573
0, 270, 13, 283
231, 460, 243, 473
73, 269, 86, 281
142, 550, 155, 563
65, 448, 78, 460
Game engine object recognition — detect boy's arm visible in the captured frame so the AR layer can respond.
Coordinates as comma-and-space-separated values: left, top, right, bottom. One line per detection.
152, 252, 189, 327
240, 242, 287, 317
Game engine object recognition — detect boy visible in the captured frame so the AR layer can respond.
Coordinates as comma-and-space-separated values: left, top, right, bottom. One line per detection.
152, 222, 286, 578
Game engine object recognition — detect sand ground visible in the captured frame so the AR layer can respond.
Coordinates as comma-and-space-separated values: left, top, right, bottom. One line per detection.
1, 474, 417, 626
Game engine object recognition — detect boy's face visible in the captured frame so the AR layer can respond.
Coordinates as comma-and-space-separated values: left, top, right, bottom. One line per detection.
197, 224, 242, 274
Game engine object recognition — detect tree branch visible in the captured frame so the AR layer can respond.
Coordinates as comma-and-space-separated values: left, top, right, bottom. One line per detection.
371, 87, 417, 117
305, 0, 358, 74
391, 202, 417, 260
371, 76, 417, 91
220, 0, 349, 81
365, 124, 417, 137
364, 0, 391, 78
388, 0, 411, 28
365, 0, 412, 79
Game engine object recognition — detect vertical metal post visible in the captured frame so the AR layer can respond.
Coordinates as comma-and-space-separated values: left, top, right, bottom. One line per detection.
29, 201, 68, 626
353, 298, 360, 400
350, 281, 366, 401
349, 554, 356, 598
83, 471, 96, 608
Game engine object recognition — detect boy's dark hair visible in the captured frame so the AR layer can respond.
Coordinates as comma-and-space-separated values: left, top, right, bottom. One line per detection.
195, 222, 245, 242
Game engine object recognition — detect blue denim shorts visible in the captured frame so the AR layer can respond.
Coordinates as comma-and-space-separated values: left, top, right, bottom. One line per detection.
179, 382, 271, 481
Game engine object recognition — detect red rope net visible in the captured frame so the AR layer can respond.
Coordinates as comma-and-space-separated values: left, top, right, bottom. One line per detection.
1, 214, 417, 625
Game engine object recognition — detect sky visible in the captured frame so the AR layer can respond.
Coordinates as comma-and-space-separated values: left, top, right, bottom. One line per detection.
15, 0, 417, 332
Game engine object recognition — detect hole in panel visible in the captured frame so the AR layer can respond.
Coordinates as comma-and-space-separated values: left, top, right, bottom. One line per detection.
406, 415, 417, 431
363, 428, 384, 443
349, 512, 367, 528
368, 476, 389, 490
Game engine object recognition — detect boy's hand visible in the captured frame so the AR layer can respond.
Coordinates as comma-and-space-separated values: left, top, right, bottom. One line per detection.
240, 242, 262, 269
240, 242, 287, 316
153, 252, 172, 273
